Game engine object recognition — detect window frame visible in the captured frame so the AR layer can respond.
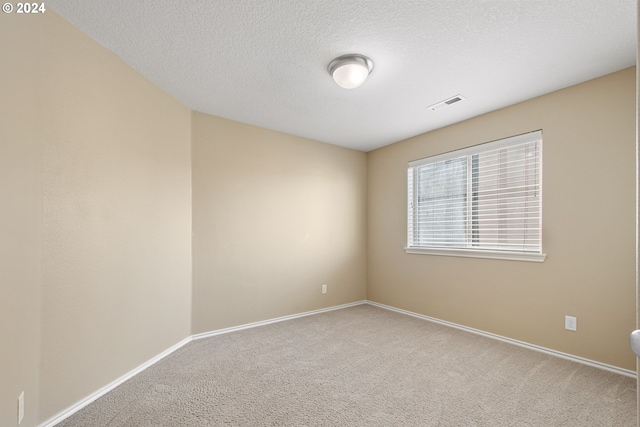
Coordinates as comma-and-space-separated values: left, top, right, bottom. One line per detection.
405, 131, 546, 263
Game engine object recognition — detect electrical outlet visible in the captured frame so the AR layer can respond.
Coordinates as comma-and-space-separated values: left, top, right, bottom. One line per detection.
322, 284, 327, 294
565, 315, 577, 332
18, 391, 24, 425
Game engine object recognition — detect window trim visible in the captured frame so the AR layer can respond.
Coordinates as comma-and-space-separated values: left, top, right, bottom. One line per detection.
404, 246, 547, 262
406, 130, 546, 262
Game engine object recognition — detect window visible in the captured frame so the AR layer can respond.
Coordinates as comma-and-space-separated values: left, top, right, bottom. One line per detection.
406, 131, 545, 262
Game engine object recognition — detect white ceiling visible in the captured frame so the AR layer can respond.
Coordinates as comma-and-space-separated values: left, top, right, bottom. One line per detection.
46, 0, 636, 152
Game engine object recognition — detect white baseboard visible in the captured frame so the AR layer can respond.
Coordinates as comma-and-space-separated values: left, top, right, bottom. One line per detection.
191, 300, 367, 341
38, 336, 193, 427
39, 301, 367, 427
366, 300, 637, 379
39, 298, 634, 426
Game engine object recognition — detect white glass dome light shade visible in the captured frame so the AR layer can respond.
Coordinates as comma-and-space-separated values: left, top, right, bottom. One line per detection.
332, 63, 369, 89
328, 54, 373, 89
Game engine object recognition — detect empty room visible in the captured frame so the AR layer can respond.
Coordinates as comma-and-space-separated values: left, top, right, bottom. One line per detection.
1, 1, 638, 426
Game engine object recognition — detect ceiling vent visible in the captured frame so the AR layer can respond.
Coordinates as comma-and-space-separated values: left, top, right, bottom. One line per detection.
427, 95, 466, 111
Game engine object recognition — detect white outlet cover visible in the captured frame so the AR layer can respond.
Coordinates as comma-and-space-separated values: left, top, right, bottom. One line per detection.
565, 315, 577, 331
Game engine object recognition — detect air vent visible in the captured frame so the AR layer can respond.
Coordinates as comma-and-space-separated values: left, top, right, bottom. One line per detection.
427, 94, 466, 111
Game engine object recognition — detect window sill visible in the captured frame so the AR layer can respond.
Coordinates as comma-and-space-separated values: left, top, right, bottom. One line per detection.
404, 247, 546, 262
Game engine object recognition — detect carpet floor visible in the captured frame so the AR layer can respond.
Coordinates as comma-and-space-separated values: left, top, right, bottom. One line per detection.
57, 304, 637, 426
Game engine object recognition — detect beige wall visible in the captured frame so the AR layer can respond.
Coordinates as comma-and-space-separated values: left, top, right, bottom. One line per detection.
191, 112, 367, 333
368, 67, 637, 370
38, 11, 192, 422
0, 13, 43, 427
636, 1, 639, 416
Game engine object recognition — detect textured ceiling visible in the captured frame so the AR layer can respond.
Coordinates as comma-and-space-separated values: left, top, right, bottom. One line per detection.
46, 0, 636, 152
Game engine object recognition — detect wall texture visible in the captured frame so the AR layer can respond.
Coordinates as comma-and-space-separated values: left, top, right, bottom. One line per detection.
39, 11, 192, 422
191, 112, 367, 333
367, 67, 637, 370
636, 3, 639, 414
0, 13, 43, 427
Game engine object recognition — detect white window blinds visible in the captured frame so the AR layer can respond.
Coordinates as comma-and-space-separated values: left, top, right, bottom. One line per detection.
407, 131, 543, 260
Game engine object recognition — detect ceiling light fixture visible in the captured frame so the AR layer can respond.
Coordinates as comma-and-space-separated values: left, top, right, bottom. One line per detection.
328, 54, 374, 89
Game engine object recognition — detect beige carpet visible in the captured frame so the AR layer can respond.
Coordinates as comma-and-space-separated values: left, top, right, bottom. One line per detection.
58, 304, 636, 426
